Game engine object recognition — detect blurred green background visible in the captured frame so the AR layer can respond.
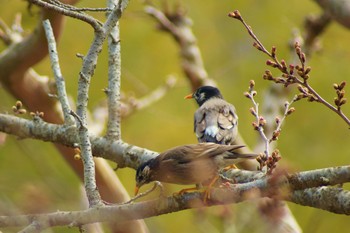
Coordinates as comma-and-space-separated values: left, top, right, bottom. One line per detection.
1, 0, 350, 232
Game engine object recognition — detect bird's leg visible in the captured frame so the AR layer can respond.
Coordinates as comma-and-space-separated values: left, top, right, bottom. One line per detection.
173, 183, 205, 197
203, 176, 219, 204
222, 164, 238, 171
176, 186, 199, 195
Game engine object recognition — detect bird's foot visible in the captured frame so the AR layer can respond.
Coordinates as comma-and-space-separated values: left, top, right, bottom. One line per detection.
174, 186, 199, 196
222, 164, 238, 172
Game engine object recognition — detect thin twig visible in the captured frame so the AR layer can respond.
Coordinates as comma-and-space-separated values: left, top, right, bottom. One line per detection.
245, 81, 269, 159
124, 181, 164, 204
270, 97, 296, 142
229, 10, 350, 127
48, 0, 112, 12
42, 19, 75, 125
28, 0, 103, 31
123, 75, 177, 117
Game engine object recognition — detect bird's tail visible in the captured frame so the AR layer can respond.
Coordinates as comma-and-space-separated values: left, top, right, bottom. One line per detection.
227, 145, 259, 159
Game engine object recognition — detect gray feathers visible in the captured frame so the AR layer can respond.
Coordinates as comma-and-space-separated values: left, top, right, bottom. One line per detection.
194, 98, 238, 145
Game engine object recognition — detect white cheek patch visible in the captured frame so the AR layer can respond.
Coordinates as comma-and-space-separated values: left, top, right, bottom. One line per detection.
205, 125, 219, 137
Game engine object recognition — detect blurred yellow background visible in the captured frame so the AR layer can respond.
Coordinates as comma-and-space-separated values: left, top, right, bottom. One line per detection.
0, 0, 350, 232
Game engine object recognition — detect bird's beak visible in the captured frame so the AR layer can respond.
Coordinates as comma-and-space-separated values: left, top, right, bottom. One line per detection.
134, 186, 140, 196
184, 93, 193, 99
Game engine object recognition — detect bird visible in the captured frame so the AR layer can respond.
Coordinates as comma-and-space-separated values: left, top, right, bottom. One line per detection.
135, 143, 258, 195
185, 86, 238, 145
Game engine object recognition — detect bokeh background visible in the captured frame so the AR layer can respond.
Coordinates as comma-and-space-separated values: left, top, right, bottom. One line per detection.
0, 0, 350, 232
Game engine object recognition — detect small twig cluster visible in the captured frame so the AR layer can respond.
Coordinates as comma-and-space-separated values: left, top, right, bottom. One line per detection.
268, 149, 282, 175
271, 101, 296, 142
263, 42, 311, 89
244, 81, 290, 173
256, 149, 281, 175
333, 81, 347, 110
229, 9, 350, 127
244, 80, 269, 158
29, 111, 44, 119
12, 100, 26, 115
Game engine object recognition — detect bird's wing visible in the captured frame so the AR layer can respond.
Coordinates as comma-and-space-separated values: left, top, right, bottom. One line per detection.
216, 104, 238, 144
181, 143, 245, 160
194, 109, 207, 142
159, 144, 195, 164
156, 144, 223, 184
159, 143, 219, 163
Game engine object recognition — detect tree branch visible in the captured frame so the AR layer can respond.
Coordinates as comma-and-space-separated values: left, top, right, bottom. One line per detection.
1, 166, 350, 229
0, 113, 158, 169
28, 0, 102, 31
144, 4, 216, 90
105, 0, 122, 140
1, 111, 350, 188
42, 19, 74, 125
73, 1, 125, 207
314, 0, 350, 29
228, 10, 350, 127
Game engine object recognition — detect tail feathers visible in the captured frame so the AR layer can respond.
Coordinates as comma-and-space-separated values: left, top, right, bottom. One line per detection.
225, 152, 259, 159
239, 153, 259, 159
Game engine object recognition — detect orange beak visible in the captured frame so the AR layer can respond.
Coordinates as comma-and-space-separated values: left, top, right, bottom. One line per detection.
134, 186, 140, 196
184, 93, 193, 99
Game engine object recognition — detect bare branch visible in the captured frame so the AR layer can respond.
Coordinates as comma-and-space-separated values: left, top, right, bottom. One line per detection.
290, 187, 350, 214
145, 4, 216, 90
121, 76, 177, 118
104, 0, 128, 140
0, 113, 158, 169
304, 12, 331, 54
1, 166, 350, 230
74, 1, 126, 207
229, 9, 350, 127
245, 81, 270, 160
42, 19, 74, 125
315, 0, 350, 29
27, 0, 103, 31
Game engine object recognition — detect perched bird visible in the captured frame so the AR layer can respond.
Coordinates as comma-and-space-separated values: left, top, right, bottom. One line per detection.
185, 86, 238, 145
135, 143, 257, 195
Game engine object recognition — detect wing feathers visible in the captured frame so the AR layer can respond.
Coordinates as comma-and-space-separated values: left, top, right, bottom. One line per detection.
194, 98, 238, 144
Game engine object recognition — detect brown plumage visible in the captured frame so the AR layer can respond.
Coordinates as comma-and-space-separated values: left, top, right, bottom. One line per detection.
135, 143, 257, 194
185, 86, 238, 145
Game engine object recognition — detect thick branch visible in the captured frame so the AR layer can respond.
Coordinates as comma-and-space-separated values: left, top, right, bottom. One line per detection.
74, 2, 125, 207
105, 11, 122, 140
290, 187, 350, 214
315, 0, 350, 29
1, 173, 350, 230
1, 113, 350, 188
144, 5, 216, 90
0, 114, 157, 169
